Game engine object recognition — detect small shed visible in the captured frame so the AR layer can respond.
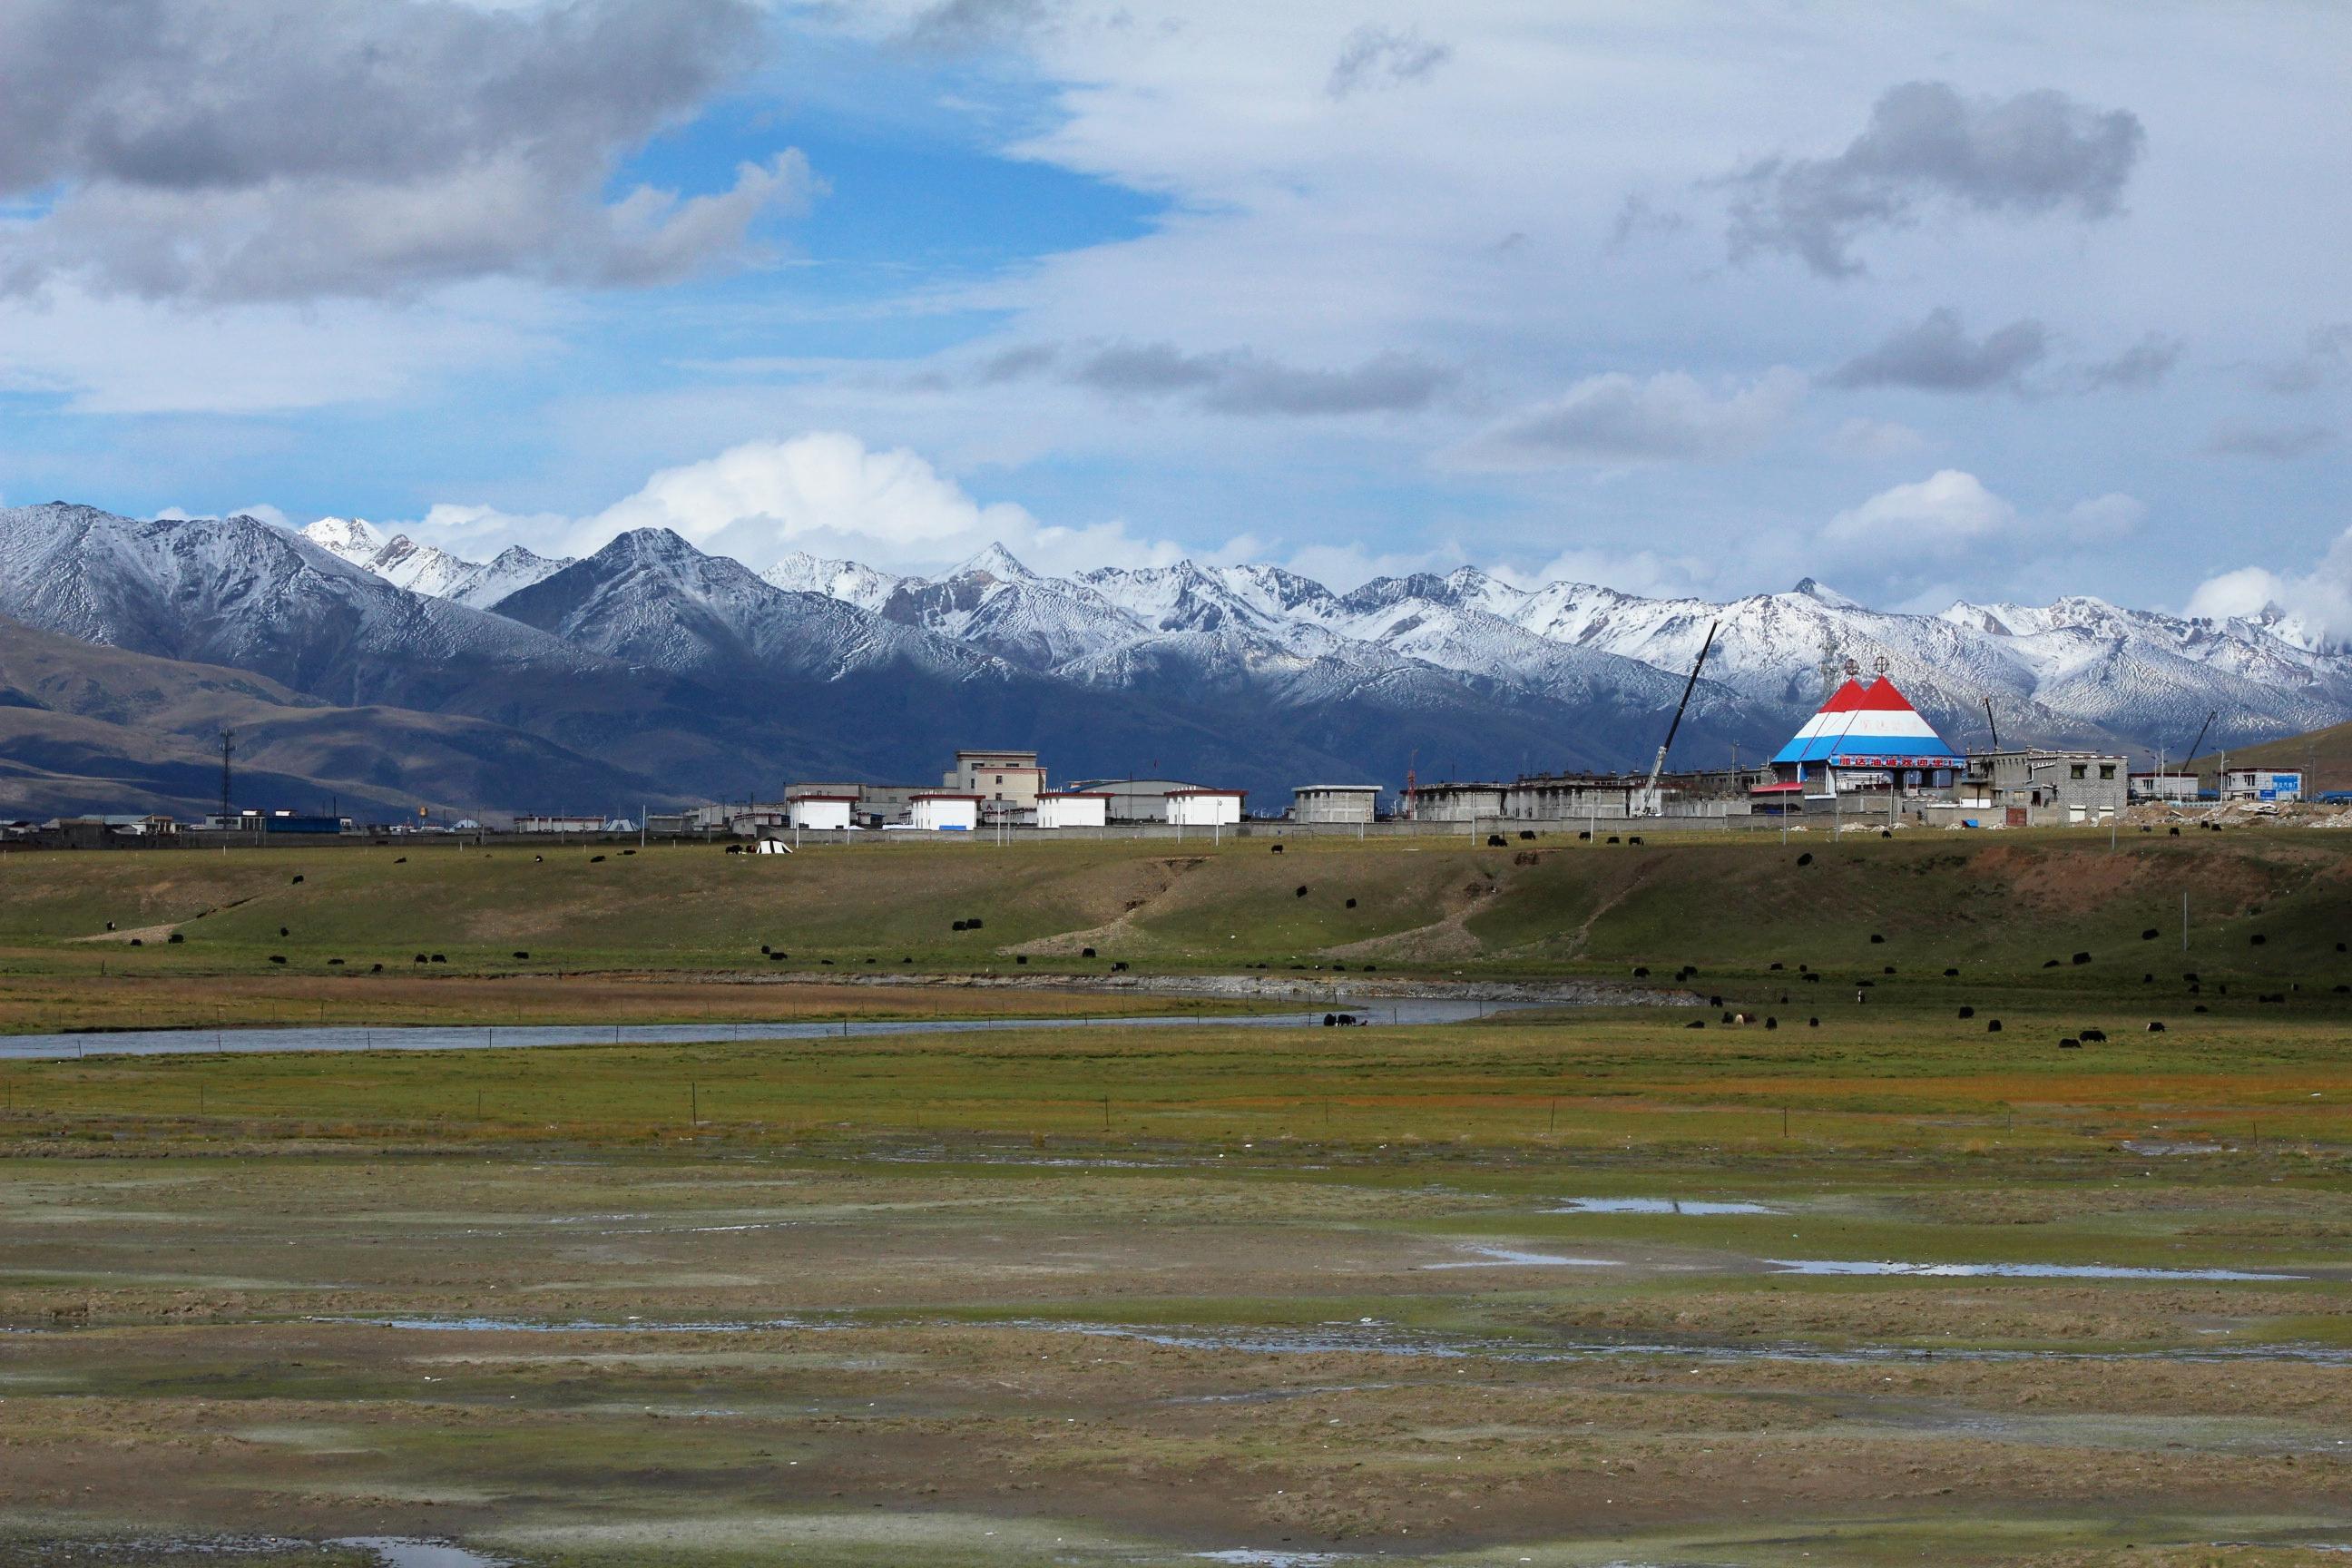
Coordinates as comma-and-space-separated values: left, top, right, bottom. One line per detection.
1036, 791, 1110, 828
1292, 784, 1379, 824
910, 793, 982, 831
1166, 789, 1245, 827
789, 794, 857, 831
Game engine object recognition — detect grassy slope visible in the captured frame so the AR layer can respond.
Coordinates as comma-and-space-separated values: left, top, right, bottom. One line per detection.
1, 828, 2346, 991
2200, 717, 2352, 792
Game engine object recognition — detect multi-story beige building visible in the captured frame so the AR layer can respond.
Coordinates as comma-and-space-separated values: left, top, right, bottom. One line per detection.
944, 749, 1046, 824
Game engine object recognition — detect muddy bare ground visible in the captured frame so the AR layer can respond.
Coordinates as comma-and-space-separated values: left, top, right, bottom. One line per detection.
0, 1144, 2349, 1566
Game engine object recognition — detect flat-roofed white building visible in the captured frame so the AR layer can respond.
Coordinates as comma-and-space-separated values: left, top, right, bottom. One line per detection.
944, 749, 1045, 824
1292, 784, 1379, 824
910, 792, 982, 831
1166, 788, 1244, 827
2224, 768, 2303, 802
789, 794, 857, 831
2129, 772, 2200, 802
1062, 777, 1208, 822
514, 813, 605, 834
1036, 791, 1109, 828
1405, 782, 1505, 823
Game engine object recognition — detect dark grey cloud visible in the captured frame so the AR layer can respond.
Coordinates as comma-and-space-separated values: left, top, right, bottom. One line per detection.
1606, 193, 1690, 253
985, 341, 1454, 416
2206, 420, 2337, 459
2258, 323, 2352, 395
1726, 81, 2145, 277
902, 0, 1054, 54
976, 343, 1063, 383
2082, 332, 2184, 390
1328, 26, 1452, 99
1828, 309, 2048, 394
0, 0, 790, 302
1452, 368, 1806, 469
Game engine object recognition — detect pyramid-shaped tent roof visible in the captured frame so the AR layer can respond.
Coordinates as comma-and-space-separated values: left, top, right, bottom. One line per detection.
1769, 676, 1965, 769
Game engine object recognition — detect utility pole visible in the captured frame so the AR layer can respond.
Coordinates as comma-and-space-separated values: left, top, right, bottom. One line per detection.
218, 730, 234, 826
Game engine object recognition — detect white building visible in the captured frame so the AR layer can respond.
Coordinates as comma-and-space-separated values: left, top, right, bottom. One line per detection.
944, 749, 1045, 824
1405, 782, 1505, 824
910, 792, 982, 831
2224, 768, 2303, 803
789, 794, 857, 831
1062, 778, 1211, 822
514, 813, 605, 834
1291, 784, 1379, 824
2129, 772, 2201, 803
1166, 788, 1244, 827
1036, 791, 1109, 828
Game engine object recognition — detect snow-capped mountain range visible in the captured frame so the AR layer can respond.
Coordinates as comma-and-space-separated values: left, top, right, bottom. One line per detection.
317, 514, 2352, 763
303, 516, 571, 610
759, 543, 2349, 760
0, 499, 2339, 817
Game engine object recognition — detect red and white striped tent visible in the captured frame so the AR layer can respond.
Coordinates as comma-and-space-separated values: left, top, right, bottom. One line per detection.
1768, 676, 1963, 788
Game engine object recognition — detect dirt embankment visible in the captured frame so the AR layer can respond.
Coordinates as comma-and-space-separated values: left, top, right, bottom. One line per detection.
718, 969, 1700, 1007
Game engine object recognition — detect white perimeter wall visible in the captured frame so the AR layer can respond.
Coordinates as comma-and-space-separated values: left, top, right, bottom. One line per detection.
1167, 793, 1242, 827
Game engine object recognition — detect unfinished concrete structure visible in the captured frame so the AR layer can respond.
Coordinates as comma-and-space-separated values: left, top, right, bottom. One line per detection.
1291, 784, 1380, 824
1403, 782, 1506, 824
1955, 750, 2129, 825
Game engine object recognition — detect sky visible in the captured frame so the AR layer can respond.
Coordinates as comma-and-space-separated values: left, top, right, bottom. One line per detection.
0, 0, 2346, 623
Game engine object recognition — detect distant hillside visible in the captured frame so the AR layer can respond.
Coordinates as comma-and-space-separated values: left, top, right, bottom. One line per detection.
6, 500, 2350, 816
2190, 720, 2352, 793
0, 614, 664, 820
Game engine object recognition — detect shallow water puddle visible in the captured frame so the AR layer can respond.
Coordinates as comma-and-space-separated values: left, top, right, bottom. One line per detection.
0, 995, 1525, 1061
1551, 1198, 1778, 1215
1766, 1258, 2308, 1281
1421, 1244, 1620, 1269
332, 1540, 506, 1568
348, 1314, 834, 1333
328, 1312, 2352, 1367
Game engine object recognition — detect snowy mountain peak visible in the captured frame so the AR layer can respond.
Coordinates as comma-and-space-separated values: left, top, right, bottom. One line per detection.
950, 542, 1039, 583
301, 516, 387, 566
599, 526, 704, 566
1790, 577, 1861, 609
763, 551, 901, 612
1205, 562, 1338, 618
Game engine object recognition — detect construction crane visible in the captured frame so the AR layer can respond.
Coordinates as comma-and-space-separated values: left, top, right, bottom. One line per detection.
1983, 698, 2000, 751
2174, 709, 2219, 798
2180, 710, 2217, 769
1641, 621, 1719, 814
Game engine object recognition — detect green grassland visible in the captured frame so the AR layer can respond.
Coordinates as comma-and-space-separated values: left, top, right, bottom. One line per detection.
4, 828, 2351, 1565
0, 824, 2343, 989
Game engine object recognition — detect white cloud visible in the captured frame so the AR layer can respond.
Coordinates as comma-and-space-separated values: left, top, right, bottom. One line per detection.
1809, 474, 2152, 603
2063, 492, 2147, 541
2183, 564, 2289, 622
1818, 469, 2015, 567
405, 430, 1232, 579
1828, 416, 1929, 459
157, 501, 289, 529
1278, 537, 1464, 592
0, 281, 554, 414
2185, 529, 2352, 644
